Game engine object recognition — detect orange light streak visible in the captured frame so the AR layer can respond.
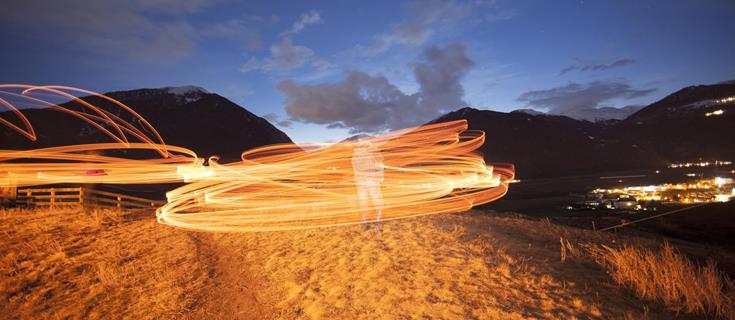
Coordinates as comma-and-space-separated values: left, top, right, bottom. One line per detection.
0, 84, 514, 232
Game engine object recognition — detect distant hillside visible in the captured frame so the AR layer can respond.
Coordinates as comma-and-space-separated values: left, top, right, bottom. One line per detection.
616, 82, 735, 163
432, 107, 650, 178
0, 86, 293, 161
433, 82, 735, 178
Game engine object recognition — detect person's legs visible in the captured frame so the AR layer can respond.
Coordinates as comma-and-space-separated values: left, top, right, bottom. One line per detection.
356, 184, 370, 226
369, 185, 384, 230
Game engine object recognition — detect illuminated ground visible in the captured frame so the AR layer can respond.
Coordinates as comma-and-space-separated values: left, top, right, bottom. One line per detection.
0, 207, 717, 319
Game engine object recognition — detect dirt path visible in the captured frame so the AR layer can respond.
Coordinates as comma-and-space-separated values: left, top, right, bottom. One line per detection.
189, 232, 276, 319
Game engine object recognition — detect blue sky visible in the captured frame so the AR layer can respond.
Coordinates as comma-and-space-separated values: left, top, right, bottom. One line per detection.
1, 0, 734, 143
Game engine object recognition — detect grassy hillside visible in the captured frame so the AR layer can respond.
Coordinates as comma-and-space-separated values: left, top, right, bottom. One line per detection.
1, 207, 732, 319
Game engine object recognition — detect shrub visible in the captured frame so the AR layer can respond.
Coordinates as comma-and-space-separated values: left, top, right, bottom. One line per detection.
588, 242, 735, 319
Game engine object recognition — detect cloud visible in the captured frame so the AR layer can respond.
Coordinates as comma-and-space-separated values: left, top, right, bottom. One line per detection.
413, 44, 475, 112
349, 0, 473, 56
241, 10, 331, 75
516, 80, 655, 118
280, 10, 322, 37
278, 71, 415, 133
559, 58, 635, 75
240, 38, 330, 73
278, 43, 474, 133
0, 0, 215, 62
262, 113, 293, 128
203, 14, 268, 49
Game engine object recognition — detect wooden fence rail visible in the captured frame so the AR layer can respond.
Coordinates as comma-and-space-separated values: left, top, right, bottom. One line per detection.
16, 187, 165, 209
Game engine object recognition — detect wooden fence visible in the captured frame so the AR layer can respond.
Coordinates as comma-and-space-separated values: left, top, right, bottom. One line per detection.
16, 187, 165, 209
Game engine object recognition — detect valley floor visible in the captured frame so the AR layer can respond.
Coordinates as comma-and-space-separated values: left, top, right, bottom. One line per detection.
0, 207, 720, 319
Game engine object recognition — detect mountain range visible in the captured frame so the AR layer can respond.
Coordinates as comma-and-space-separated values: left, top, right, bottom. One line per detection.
1, 82, 733, 179
434, 82, 735, 178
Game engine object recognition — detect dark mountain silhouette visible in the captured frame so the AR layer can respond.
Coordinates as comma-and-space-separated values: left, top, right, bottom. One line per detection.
432, 82, 735, 178
3, 82, 734, 179
615, 83, 735, 162
0, 86, 292, 161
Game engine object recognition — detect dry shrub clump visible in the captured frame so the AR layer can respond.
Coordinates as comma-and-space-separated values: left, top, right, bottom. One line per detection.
588, 242, 735, 319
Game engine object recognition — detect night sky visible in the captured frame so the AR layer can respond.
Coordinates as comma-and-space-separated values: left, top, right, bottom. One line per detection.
1, 0, 733, 142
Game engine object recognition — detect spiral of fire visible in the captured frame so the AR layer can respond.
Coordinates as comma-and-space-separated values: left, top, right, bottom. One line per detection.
0, 85, 514, 232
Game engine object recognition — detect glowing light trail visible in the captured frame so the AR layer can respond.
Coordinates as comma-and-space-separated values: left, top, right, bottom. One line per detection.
0, 84, 514, 232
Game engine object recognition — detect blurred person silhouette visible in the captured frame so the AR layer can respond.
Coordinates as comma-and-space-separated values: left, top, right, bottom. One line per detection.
352, 139, 385, 231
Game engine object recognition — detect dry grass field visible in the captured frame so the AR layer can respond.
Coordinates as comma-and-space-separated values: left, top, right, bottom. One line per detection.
0, 207, 213, 319
1, 206, 733, 319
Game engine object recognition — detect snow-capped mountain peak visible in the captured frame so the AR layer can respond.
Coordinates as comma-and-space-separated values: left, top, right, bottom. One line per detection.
164, 85, 209, 96
553, 105, 644, 122
511, 108, 546, 116
161, 86, 209, 103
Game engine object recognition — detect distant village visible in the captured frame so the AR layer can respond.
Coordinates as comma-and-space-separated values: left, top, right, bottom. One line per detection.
568, 160, 735, 212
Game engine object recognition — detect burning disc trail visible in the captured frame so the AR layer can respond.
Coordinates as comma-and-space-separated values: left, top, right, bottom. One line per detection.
0, 84, 514, 232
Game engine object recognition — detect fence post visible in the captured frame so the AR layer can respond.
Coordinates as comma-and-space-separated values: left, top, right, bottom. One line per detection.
26, 190, 31, 206
117, 195, 122, 209
50, 189, 55, 206
79, 188, 84, 207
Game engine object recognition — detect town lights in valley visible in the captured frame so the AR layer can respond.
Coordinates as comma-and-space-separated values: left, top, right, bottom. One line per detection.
714, 177, 731, 187
716, 96, 735, 104
593, 177, 735, 204
706, 109, 724, 117
668, 160, 732, 168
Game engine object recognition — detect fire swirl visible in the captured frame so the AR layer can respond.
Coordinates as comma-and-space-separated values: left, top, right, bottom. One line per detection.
0, 84, 514, 232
